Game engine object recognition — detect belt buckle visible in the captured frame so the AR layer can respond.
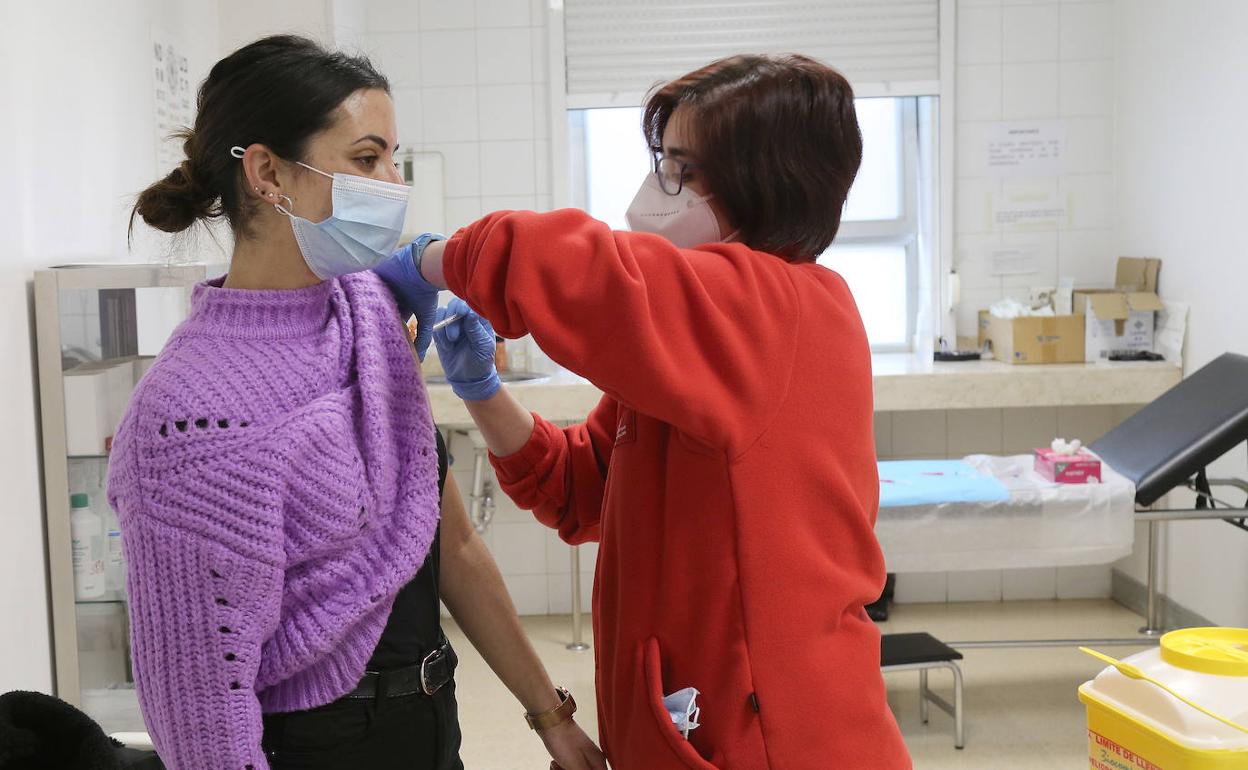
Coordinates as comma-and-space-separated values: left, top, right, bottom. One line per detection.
420, 646, 446, 696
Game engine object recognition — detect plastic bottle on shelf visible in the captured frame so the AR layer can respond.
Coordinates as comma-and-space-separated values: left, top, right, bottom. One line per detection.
96, 462, 125, 595
104, 508, 124, 595
70, 493, 106, 600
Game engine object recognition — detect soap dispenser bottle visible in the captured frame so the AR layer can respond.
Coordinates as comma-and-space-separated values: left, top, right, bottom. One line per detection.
70, 493, 106, 600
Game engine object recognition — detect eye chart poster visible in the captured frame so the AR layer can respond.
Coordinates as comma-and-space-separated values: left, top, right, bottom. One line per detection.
152, 30, 193, 174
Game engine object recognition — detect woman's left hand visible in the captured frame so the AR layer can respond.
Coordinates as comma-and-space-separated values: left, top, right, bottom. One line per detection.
538, 719, 609, 770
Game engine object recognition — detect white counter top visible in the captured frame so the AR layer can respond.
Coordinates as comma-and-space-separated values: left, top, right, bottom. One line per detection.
429, 355, 1182, 427
870, 355, 1181, 412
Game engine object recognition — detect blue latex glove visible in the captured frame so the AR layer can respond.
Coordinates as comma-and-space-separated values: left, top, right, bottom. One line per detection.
373, 233, 445, 361
434, 298, 501, 402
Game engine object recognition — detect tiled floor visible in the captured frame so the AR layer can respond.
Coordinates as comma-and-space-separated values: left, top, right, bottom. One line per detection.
446, 599, 1154, 769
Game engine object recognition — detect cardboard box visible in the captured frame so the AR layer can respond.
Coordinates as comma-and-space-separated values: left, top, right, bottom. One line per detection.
1034, 448, 1102, 484
1073, 257, 1164, 362
979, 310, 1086, 364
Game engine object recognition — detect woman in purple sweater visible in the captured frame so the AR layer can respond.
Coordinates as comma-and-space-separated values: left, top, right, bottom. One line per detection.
108, 36, 604, 770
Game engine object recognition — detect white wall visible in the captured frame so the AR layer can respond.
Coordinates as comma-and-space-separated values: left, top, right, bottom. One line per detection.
361, 0, 554, 232
953, 0, 1118, 338
444, 431, 594, 617
0, 0, 222, 694
217, 0, 334, 54
1113, 0, 1248, 627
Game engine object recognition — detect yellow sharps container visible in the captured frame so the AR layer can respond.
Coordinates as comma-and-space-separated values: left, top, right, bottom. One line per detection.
1078, 627, 1248, 769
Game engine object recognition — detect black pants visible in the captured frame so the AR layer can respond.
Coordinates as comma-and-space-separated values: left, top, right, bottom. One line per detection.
261, 680, 463, 770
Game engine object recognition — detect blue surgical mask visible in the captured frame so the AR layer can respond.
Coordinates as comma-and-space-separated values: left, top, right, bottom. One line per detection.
230, 146, 412, 279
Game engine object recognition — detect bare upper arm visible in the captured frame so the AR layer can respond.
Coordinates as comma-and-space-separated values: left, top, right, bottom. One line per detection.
439, 473, 475, 562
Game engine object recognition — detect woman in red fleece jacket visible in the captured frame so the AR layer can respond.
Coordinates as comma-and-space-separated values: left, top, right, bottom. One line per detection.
378, 55, 910, 769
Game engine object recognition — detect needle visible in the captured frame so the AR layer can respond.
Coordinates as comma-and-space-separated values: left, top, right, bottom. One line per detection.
431, 313, 464, 332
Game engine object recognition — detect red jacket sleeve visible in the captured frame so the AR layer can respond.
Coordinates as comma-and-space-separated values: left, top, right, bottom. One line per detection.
443, 209, 799, 454
489, 396, 618, 545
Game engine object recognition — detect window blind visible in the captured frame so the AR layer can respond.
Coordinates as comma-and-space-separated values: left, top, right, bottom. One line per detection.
563, 0, 941, 108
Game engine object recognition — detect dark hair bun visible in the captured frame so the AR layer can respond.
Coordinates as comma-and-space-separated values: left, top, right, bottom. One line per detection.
133, 157, 219, 233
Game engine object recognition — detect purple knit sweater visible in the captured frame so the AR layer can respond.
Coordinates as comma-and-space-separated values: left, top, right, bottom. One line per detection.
106, 271, 441, 770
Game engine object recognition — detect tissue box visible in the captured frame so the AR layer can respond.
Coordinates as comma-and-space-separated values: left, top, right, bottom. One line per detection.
1034, 448, 1102, 484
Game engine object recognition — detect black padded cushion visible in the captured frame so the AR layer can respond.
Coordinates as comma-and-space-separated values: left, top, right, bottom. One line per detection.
1090, 353, 1248, 507
881, 632, 963, 666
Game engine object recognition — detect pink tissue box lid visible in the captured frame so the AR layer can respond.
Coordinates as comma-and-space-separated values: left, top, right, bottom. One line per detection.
1034, 448, 1099, 464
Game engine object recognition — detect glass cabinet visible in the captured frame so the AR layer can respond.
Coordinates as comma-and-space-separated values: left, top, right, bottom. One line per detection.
35, 263, 218, 733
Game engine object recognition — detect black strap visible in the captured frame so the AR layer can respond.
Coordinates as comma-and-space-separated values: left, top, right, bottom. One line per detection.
431, 430, 449, 608
1194, 467, 1213, 510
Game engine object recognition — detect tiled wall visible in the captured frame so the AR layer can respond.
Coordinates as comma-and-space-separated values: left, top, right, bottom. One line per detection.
953, 0, 1117, 338
876, 403, 1143, 603
443, 430, 594, 617
364, 2, 584, 619
362, 0, 554, 233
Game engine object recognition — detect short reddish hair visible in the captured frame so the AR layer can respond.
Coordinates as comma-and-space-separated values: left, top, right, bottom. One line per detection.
643, 54, 863, 262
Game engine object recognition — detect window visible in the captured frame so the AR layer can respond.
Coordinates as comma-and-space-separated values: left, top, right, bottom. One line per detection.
819, 97, 925, 351
569, 96, 932, 351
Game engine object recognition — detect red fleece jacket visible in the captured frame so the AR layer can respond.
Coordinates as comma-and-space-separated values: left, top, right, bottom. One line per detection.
443, 209, 911, 770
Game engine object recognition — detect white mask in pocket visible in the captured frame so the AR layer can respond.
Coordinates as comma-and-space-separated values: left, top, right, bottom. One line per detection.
662, 687, 702, 739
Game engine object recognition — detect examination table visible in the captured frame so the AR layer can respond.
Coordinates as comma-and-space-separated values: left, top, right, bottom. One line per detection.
876, 352, 1248, 748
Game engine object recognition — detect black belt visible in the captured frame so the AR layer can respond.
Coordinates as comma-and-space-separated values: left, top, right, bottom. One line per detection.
344, 638, 457, 699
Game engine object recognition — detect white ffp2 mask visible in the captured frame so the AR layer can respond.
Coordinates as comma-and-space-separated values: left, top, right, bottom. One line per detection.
625, 172, 723, 249
662, 687, 701, 739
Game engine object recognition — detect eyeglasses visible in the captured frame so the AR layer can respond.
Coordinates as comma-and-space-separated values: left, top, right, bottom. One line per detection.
652, 153, 698, 196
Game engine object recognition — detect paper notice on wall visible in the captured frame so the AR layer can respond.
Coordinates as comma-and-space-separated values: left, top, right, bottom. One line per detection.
985, 121, 1065, 177
152, 30, 194, 175
1155, 301, 1189, 367
988, 248, 1038, 276
991, 190, 1069, 232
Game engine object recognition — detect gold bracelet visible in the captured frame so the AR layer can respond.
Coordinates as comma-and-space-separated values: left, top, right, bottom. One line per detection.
525, 687, 577, 731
